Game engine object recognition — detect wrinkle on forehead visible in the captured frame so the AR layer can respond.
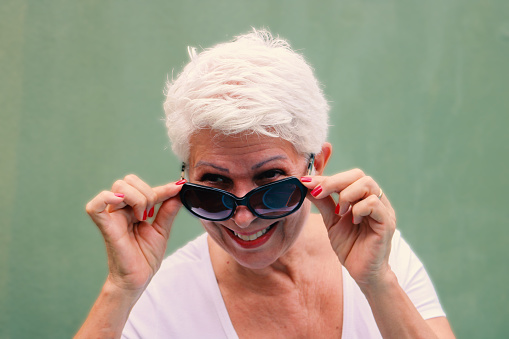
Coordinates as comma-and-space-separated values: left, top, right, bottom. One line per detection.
194, 155, 288, 172
188, 130, 302, 175
190, 130, 297, 156
193, 130, 281, 149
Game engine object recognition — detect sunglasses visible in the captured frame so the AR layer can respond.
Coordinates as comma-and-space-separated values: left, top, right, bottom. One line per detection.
180, 177, 308, 221
179, 155, 315, 221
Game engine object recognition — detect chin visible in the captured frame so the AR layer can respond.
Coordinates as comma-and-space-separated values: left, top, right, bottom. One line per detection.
204, 202, 311, 269
207, 221, 299, 270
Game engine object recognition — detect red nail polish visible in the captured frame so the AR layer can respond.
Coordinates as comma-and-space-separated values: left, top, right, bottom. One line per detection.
143, 210, 147, 221
335, 204, 340, 215
175, 179, 186, 185
114, 193, 124, 198
148, 207, 154, 218
310, 186, 322, 197
301, 176, 312, 182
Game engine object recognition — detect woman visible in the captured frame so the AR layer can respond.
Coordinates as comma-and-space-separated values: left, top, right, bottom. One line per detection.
76, 30, 455, 338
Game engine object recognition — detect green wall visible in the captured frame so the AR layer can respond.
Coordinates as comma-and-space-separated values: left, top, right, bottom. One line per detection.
1, 1, 508, 338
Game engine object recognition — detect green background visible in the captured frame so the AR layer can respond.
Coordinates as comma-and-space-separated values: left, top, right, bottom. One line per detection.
1, 0, 508, 338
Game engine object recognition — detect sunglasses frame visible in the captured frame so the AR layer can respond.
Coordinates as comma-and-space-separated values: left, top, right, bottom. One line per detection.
179, 176, 308, 221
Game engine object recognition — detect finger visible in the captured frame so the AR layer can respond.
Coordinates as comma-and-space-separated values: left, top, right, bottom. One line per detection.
152, 179, 187, 204
111, 179, 149, 221
86, 191, 125, 225
152, 197, 183, 238
150, 180, 186, 237
123, 174, 158, 216
337, 176, 380, 215
306, 193, 339, 230
105, 195, 128, 213
301, 169, 366, 199
378, 190, 394, 216
351, 195, 390, 231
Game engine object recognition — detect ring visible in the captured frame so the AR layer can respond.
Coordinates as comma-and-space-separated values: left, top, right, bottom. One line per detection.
377, 188, 384, 200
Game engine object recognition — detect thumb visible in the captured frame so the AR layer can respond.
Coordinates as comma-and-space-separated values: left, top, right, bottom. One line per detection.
152, 198, 182, 238
151, 181, 185, 237
307, 193, 339, 230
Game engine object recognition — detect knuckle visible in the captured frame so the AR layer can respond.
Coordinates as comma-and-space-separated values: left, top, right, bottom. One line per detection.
112, 180, 124, 190
353, 168, 365, 177
337, 189, 348, 202
359, 176, 374, 195
148, 191, 157, 206
363, 175, 373, 184
320, 176, 330, 188
124, 174, 139, 183
85, 202, 94, 214
367, 195, 379, 207
351, 202, 360, 214
138, 195, 148, 208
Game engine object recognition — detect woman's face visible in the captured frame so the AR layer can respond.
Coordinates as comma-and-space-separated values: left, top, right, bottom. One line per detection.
188, 130, 312, 269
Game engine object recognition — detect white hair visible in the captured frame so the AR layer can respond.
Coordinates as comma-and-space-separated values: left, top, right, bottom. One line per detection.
164, 28, 329, 161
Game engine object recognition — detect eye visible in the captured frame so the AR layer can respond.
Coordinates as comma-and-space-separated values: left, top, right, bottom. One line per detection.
199, 173, 231, 185
257, 169, 285, 181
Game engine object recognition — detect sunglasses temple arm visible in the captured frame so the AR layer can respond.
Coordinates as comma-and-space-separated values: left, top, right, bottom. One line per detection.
180, 162, 186, 180
306, 154, 315, 176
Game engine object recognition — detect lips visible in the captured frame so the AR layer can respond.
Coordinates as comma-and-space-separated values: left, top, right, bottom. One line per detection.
233, 223, 275, 241
225, 222, 278, 249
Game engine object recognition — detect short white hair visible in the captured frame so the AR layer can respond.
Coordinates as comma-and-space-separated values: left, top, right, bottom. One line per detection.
164, 28, 329, 161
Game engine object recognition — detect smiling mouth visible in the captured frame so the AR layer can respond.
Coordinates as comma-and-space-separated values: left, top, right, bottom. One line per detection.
231, 222, 277, 242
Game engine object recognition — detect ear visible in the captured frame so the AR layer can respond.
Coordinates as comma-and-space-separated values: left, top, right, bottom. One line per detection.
313, 142, 332, 175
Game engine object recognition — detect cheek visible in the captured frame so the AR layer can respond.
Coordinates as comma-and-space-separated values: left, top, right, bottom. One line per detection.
201, 221, 221, 236
201, 221, 233, 247
281, 201, 311, 236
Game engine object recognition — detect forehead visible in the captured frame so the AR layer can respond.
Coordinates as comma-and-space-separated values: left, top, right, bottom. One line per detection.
188, 130, 302, 169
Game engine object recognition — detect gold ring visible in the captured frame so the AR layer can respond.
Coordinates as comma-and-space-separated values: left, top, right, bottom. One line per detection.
377, 188, 384, 200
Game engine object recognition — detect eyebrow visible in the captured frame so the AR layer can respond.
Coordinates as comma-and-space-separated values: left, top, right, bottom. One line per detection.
251, 155, 288, 170
194, 161, 229, 173
194, 155, 288, 173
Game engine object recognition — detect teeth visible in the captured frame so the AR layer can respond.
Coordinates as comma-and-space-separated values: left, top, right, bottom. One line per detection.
234, 224, 273, 241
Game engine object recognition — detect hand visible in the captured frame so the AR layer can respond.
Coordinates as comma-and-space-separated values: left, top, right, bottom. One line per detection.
301, 169, 397, 290
85, 174, 185, 293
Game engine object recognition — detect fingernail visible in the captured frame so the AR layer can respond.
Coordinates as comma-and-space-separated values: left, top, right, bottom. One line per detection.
352, 215, 356, 224
310, 186, 322, 197
301, 176, 312, 182
335, 204, 340, 215
143, 210, 147, 221
114, 193, 124, 198
148, 207, 154, 218
176, 179, 186, 185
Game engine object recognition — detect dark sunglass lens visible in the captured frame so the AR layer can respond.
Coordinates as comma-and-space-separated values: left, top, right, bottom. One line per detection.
222, 195, 235, 210
183, 188, 233, 220
251, 183, 303, 217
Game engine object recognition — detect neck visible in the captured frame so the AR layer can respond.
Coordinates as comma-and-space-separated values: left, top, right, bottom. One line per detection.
209, 214, 332, 292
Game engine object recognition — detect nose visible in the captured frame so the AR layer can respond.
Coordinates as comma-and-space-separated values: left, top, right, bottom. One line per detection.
231, 205, 256, 228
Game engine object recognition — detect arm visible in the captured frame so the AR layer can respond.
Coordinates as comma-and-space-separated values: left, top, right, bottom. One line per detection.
75, 175, 185, 339
362, 270, 455, 338
75, 278, 141, 338
301, 164, 454, 338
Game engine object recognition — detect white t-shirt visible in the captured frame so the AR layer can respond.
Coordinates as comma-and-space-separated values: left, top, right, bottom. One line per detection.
122, 230, 445, 338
